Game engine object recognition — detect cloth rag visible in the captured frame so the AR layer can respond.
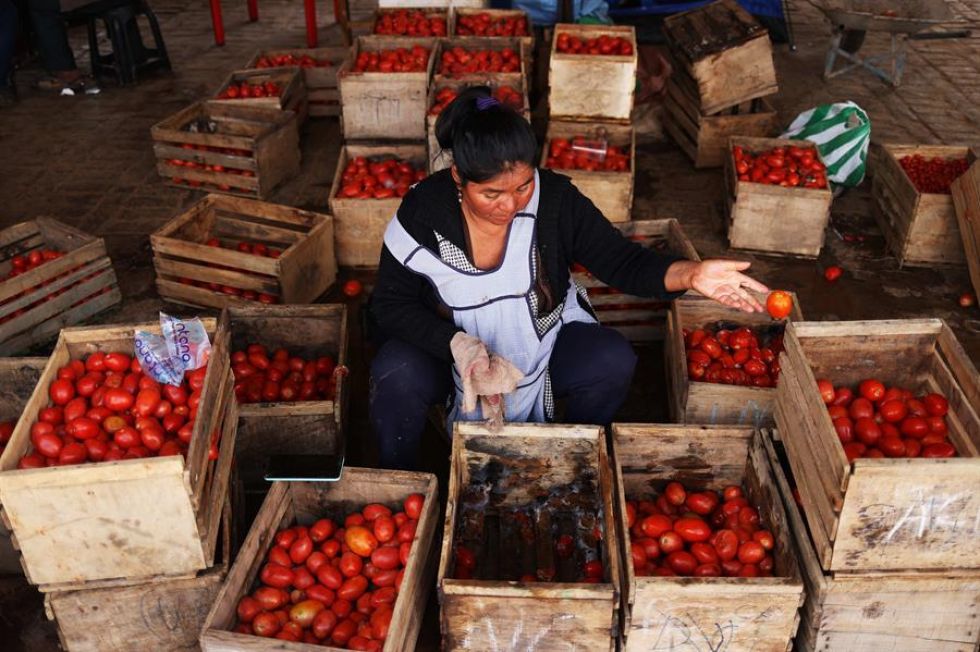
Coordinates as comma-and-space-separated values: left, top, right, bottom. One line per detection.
450, 332, 524, 431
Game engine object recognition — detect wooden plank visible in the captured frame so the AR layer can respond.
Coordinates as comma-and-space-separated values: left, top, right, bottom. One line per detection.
549, 24, 637, 123
952, 160, 980, 298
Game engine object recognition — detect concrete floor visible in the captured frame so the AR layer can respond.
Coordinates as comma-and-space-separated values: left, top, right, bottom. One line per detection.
0, 0, 979, 649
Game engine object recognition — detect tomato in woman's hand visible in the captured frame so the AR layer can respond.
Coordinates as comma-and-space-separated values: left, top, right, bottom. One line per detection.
766, 291, 794, 320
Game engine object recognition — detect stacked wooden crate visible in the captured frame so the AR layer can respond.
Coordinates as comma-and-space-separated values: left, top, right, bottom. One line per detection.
773, 319, 980, 650
0, 218, 121, 355
212, 67, 307, 123
662, 0, 779, 168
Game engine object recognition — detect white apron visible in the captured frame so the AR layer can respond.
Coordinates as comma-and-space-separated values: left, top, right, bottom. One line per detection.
382, 171, 595, 425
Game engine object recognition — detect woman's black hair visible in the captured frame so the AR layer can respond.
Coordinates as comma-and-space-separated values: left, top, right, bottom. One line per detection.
434, 85, 537, 184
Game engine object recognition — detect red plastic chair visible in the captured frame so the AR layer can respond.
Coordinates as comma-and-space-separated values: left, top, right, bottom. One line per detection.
208, 0, 340, 48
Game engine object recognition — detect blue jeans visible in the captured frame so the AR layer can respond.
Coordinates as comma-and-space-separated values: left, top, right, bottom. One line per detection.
369, 322, 637, 470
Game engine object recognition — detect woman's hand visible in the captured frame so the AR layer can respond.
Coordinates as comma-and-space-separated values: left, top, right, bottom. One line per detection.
665, 260, 770, 313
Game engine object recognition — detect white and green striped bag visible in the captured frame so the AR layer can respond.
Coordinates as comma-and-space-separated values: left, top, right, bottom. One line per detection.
781, 102, 871, 188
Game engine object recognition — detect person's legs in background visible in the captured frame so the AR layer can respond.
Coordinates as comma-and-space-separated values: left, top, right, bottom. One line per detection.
0, 0, 17, 104
549, 321, 638, 425
30, 0, 99, 94
369, 339, 452, 471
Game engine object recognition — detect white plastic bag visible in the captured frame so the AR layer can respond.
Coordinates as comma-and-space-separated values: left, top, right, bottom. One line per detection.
135, 313, 211, 386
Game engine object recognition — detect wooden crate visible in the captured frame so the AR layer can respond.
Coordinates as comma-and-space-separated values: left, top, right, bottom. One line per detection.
0, 319, 237, 591
432, 37, 527, 88
663, 67, 778, 168
45, 497, 232, 652
952, 159, 980, 300
572, 219, 700, 343
328, 142, 427, 268
0, 219, 121, 355
367, 7, 448, 38
872, 143, 973, 267
212, 68, 306, 122
450, 7, 534, 75
612, 425, 804, 651
540, 120, 635, 223
246, 47, 349, 118
151, 194, 336, 310
549, 24, 637, 123
151, 101, 301, 199
0, 357, 45, 574
222, 304, 349, 486
438, 422, 621, 651
201, 467, 439, 651
725, 136, 833, 258
663, 0, 777, 115
427, 77, 529, 173
337, 36, 435, 140
764, 431, 980, 652
377, 0, 486, 8
664, 293, 802, 428
775, 319, 980, 574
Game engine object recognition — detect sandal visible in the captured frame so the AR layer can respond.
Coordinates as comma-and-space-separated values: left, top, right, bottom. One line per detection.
35, 74, 101, 96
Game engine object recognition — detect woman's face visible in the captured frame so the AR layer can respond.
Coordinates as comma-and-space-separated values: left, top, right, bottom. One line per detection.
455, 163, 535, 228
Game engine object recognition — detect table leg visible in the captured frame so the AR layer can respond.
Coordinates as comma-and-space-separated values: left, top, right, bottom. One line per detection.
247, 0, 259, 22
304, 0, 318, 47
209, 0, 225, 46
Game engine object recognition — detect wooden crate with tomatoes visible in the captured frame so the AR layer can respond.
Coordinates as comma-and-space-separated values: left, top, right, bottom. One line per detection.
213, 68, 307, 123
775, 319, 980, 574
151, 101, 301, 199
663, 65, 778, 168
0, 319, 237, 592
725, 136, 833, 258
664, 293, 802, 428
150, 194, 337, 310
328, 143, 428, 268
426, 78, 529, 173
540, 120, 635, 223
952, 159, 980, 301
201, 468, 439, 650
449, 8, 534, 85
45, 497, 232, 652
432, 37, 526, 88
612, 424, 804, 651
377, 0, 486, 7
367, 7, 448, 39
549, 24, 637, 123
337, 36, 435, 141
764, 431, 980, 652
246, 47, 349, 118
438, 422, 622, 651
222, 304, 349, 487
0, 218, 121, 356
0, 357, 45, 574
871, 143, 973, 267
572, 219, 700, 343
663, 0, 777, 115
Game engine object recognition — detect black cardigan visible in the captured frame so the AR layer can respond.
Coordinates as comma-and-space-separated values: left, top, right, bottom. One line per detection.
369, 168, 686, 362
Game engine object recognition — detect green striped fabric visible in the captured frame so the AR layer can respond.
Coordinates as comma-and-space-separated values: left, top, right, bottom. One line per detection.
781, 102, 871, 188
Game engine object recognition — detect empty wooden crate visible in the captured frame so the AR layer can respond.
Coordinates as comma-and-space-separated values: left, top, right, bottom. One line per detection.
0, 320, 237, 591
549, 24, 637, 122
201, 468, 439, 650
0, 218, 121, 355
572, 219, 700, 342
439, 422, 622, 651
663, 0, 777, 114
151, 194, 336, 310
151, 101, 300, 199
664, 293, 802, 427
612, 424, 803, 651
775, 319, 980, 573
872, 143, 972, 267
725, 136, 833, 258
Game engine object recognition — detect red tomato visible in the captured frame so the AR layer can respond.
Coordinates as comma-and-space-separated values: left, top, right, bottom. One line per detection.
859, 379, 886, 403
816, 379, 835, 404
765, 291, 794, 320
673, 517, 712, 543
737, 541, 766, 564
641, 514, 672, 538
922, 393, 949, 417
823, 266, 843, 282
49, 379, 75, 405
879, 399, 908, 423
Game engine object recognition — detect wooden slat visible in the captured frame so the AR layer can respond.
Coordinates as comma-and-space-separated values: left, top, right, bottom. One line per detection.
548, 24, 637, 123
951, 160, 980, 298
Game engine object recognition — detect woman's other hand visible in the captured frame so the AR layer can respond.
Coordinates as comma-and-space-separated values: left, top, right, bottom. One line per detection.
666, 260, 770, 313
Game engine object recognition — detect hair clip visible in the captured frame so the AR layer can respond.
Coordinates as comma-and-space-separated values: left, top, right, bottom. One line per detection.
475, 96, 500, 111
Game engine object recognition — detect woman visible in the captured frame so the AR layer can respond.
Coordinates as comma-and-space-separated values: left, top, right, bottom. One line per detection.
369, 87, 769, 470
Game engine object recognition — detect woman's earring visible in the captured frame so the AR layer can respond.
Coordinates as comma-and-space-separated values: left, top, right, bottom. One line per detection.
456, 187, 462, 203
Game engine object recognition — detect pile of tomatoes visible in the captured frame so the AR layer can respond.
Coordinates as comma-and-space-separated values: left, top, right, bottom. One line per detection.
683, 325, 783, 388
455, 12, 529, 36
428, 85, 523, 115
1, 249, 114, 326
232, 344, 338, 404
165, 142, 256, 193
336, 157, 426, 200
438, 46, 520, 76
3, 249, 64, 281
626, 482, 777, 578
817, 378, 957, 460
373, 9, 446, 36
898, 155, 969, 195
217, 81, 283, 100
175, 238, 281, 304
17, 352, 218, 470
233, 494, 425, 648
254, 53, 332, 69
555, 33, 633, 56
0, 421, 14, 457
545, 137, 629, 172
352, 47, 430, 73
732, 145, 828, 189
